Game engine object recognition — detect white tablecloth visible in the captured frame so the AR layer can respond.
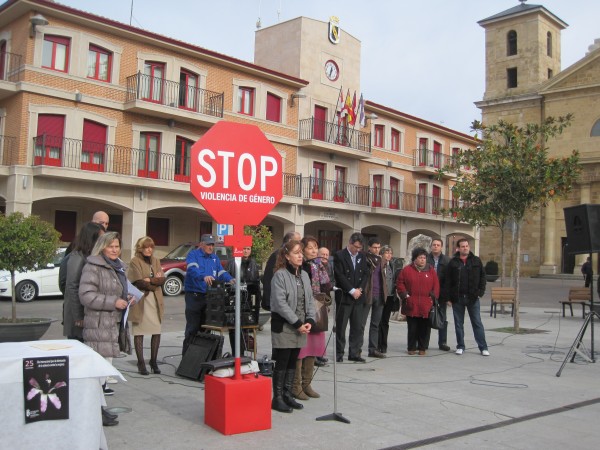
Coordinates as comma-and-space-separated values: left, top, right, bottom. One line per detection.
0, 339, 124, 450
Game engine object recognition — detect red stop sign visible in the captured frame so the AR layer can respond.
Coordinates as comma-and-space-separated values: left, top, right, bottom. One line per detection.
190, 121, 282, 250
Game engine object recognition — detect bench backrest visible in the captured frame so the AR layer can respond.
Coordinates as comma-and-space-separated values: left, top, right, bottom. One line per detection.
491, 287, 516, 301
568, 288, 591, 301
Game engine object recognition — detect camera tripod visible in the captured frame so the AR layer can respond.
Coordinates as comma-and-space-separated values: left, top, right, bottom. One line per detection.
556, 257, 597, 377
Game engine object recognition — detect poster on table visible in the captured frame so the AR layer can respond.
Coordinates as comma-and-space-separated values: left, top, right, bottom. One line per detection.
22, 356, 69, 423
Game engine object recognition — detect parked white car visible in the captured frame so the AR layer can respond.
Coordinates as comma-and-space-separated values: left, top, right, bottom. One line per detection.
0, 248, 66, 302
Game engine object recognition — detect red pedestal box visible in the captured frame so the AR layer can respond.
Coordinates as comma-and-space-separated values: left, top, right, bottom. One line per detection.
204, 374, 272, 435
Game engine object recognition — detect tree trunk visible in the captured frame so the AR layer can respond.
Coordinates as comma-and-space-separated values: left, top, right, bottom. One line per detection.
500, 227, 506, 287
513, 221, 522, 332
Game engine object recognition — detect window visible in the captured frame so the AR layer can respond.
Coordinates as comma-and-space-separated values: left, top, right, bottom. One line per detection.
266, 93, 282, 123
548, 69, 553, 79
433, 141, 442, 168
55, 210, 77, 243
417, 183, 427, 213
432, 185, 441, 214
391, 129, 400, 152
82, 120, 107, 172
451, 147, 460, 165
179, 70, 198, 111
147, 217, 169, 246
591, 119, 600, 137
390, 177, 400, 209
372, 175, 383, 207
313, 105, 327, 141
87, 45, 111, 82
175, 136, 193, 182
547, 32, 553, 57
312, 162, 325, 200
42, 35, 70, 72
142, 61, 164, 103
238, 87, 254, 116
507, 30, 517, 56
507, 67, 518, 88
374, 125, 384, 148
334, 166, 346, 202
34, 114, 65, 166
418, 137, 428, 166
0, 40, 6, 81
451, 188, 459, 218
139, 132, 160, 178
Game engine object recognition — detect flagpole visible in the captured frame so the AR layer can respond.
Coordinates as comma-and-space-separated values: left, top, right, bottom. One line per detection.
330, 85, 343, 144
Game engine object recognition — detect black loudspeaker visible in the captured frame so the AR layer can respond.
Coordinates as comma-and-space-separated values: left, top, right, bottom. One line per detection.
176, 333, 224, 380
563, 204, 600, 254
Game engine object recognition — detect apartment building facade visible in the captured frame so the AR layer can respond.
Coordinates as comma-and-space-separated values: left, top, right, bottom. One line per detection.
0, 0, 476, 261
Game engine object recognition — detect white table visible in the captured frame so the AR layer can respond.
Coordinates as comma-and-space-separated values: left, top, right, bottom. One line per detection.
0, 339, 124, 450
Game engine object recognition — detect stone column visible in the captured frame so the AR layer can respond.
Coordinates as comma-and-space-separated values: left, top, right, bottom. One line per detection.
4, 167, 33, 215
539, 202, 557, 274
121, 190, 148, 261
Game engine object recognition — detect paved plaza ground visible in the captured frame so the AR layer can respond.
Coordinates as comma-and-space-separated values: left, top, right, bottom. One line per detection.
7, 276, 600, 449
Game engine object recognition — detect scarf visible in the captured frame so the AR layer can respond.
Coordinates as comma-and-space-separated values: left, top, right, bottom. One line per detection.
102, 254, 128, 299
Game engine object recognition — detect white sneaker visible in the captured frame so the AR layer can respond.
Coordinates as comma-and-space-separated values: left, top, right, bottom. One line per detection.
481, 350, 490, 356
106, 376, 118, 384
455, 349, 464, 355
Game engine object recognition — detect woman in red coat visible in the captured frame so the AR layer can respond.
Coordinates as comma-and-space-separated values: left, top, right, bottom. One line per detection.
396, 247, 440, 355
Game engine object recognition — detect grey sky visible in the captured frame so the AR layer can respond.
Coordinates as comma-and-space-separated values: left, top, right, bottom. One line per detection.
51, 0, 599, 134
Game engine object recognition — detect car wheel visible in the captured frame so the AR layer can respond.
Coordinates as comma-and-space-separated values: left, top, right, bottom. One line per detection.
163, 275, 183, 296
16, 280, 38, 302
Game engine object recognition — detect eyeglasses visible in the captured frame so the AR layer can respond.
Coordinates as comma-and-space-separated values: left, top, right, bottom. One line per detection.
351, 243, 363, 251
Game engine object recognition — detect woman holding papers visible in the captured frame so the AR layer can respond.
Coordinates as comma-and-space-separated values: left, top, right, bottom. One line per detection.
127, 236, 166, 375
79, 232, 131, 361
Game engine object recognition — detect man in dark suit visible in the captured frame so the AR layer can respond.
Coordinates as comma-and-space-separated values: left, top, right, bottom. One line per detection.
334, 232, 370, 362
427, 238, 451, 351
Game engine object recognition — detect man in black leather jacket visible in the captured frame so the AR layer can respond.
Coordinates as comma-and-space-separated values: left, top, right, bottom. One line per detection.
445, 238, 489, 356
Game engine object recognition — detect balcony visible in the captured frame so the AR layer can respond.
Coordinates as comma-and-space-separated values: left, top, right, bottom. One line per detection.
125, 72, 224, 127
299, 118, 371, 159
413, 148, 457, 179
283, 173, 453, 215
0, 51, 23, 100
32, 135, 192, 183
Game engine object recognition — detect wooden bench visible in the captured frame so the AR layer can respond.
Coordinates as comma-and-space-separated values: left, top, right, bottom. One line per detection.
559, 288, 591, 318
490, 287, 516, 318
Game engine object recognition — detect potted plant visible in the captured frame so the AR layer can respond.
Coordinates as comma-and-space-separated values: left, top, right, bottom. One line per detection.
485, 260, 499, 282
0, 212, 61, 342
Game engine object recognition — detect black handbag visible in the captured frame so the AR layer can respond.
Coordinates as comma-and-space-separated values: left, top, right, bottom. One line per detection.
118, 318, 132, 355
428, 300, 445, 330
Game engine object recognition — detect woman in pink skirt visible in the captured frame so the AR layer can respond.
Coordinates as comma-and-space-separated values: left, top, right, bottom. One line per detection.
293, 235, 332, 400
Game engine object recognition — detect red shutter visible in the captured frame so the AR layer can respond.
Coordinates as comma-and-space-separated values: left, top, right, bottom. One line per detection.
54, 210, 77, 242
35, 115, 65, 166
313, 106, 327, 141
266, 93, 281, 122
82, 120, 107, 172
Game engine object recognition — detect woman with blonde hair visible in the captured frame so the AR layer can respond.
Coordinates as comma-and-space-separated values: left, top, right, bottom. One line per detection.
127, 236, 165, 375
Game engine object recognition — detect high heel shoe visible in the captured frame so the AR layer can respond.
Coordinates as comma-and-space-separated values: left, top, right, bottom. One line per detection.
137, 361, 149, 375
149, 360, 161, 374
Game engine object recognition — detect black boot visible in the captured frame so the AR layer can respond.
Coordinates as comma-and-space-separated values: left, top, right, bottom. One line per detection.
271, 371, 292, 413
283, 369, 303, 410
149, 334, 161, 374
101, 407, 119, 426
102, 406, 118, 420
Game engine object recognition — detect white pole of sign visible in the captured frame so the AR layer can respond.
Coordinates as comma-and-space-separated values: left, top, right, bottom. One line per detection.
234, 256, 242, 360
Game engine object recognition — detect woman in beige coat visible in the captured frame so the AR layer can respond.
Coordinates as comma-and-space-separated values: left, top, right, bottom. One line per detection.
127, 236, 165, 375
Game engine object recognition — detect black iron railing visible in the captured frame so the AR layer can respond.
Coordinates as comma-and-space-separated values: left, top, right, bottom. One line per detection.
282, 172, 453, 215
0, 51, 23, 82
0, 134, 17, 165
299, 118, 371, 153
32, 134, 192, 182
125, 72, 224, 118
413, 148, 457, 169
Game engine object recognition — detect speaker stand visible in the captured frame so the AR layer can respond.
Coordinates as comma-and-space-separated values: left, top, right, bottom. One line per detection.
316, 289, 350, 424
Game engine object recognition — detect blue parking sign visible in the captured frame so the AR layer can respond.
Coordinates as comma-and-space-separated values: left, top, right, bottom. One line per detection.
216, 224, 229, 236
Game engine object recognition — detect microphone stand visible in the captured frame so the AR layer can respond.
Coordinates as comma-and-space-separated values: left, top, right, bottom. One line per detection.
316, 286, 350, 424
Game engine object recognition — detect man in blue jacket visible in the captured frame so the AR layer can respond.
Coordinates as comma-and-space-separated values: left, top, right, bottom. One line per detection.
182, 234, 233, 355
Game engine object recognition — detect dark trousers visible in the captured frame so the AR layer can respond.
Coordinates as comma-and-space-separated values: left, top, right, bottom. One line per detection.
368, 293, 384, 352
272, 347, 301, 371
183, 292, 207, 356
406, 316, 430, 351
336, 297, 370, 358
437, 303, 448, 347
228, 329, 247, 355
378, 296, 394, 352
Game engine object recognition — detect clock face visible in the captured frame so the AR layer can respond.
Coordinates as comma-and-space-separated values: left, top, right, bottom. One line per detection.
324, 60, 339, 81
